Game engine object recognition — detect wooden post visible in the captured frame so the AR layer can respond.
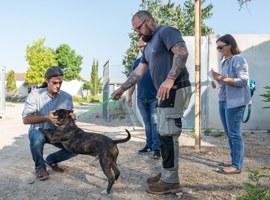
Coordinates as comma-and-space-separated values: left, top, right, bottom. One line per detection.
194, 0, 202, 150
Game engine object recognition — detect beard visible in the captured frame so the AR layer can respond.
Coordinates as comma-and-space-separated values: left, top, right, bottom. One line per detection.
141, 35, 152, 43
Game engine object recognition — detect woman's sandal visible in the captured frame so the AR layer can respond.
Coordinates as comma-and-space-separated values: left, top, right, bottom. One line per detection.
214, 167, 241, 174
218, 162, 232, 167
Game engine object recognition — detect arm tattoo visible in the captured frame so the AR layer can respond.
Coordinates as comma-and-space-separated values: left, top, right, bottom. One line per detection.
120, 71, 141, 91
168, 42, 189, 79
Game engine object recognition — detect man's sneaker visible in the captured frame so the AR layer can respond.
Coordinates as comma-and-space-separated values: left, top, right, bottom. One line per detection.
146, 180, 181, 195
36, 167, 49, 180
47, 163, 65, 173
153, 149, 161, 159
138, 146, 152, 154
147, 173, 161, 184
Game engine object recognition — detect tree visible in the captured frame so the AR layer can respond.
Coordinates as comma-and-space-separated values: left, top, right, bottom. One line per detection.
122, 0, 213, 77
6, 70, 17, 92
55, 44, 83, 81
25, 38, 57, 85
83, 59, 102, 102
237, 0, 252, 10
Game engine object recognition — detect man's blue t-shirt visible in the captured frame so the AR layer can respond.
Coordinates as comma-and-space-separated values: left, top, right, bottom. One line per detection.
133, 57, 157, 99
141, 25, 189, 90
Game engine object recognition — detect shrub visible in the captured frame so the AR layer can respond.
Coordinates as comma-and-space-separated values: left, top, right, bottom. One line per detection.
204, 129, 225, 137
89, 95, 101, 103
236, 167, 270, 200
72, 96, 87, 103
260, 86, 270, 110
5, 92, 27, 103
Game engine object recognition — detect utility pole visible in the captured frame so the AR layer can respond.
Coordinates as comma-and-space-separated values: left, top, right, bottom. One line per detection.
194, 0, 202, 150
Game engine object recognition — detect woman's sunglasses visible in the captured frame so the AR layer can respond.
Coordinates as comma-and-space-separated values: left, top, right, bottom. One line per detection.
216, 44, 227, 50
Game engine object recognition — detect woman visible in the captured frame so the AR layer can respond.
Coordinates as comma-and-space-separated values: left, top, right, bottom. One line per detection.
212, 34, 251, 174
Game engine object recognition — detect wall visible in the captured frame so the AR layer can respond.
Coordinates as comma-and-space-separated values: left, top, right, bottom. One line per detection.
61, 80, 84, 97
16, 80, 28, 95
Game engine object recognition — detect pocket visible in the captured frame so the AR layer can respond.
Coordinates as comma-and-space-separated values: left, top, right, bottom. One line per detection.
162, 117, 182, 136
157, 89, 176, 108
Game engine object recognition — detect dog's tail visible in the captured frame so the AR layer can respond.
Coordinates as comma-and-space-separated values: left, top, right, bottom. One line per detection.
113, 129, 131, 144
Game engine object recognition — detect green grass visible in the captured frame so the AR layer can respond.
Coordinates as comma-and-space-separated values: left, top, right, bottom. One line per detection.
204, 129, 225, 137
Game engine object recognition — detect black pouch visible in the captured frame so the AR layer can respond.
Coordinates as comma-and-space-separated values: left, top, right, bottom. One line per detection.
157, 88, 176, 108
175, 118, 182, 128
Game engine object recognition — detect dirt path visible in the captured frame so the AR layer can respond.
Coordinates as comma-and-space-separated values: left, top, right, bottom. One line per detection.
0, 103, 269, 200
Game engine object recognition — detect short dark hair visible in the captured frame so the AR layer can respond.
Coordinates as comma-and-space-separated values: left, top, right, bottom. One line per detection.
39, 66, 64, 88
132, 10, 155, 22
216, 34, 241, 55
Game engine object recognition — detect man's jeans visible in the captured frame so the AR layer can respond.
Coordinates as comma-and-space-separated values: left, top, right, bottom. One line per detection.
29, 128, 76, 171
219, 101, 245, 169
137, 97, 160, 150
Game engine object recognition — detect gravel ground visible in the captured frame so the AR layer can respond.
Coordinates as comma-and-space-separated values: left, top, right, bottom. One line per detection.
0, 102, 269, 200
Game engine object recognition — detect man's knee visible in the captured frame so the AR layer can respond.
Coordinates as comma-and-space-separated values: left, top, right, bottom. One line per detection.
29, 129, 46, 147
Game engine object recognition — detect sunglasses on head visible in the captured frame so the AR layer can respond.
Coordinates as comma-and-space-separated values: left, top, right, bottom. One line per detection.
216, 44, 227, 50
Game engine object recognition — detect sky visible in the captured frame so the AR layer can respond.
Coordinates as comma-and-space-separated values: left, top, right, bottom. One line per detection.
1, 0, 269, 81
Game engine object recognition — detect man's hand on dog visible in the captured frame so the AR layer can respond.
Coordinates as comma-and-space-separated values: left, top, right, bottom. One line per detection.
48, 110, 77, 126
48, 110, 59, 126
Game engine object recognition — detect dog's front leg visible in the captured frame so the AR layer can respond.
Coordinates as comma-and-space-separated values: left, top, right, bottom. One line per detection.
39, 128, 61, 143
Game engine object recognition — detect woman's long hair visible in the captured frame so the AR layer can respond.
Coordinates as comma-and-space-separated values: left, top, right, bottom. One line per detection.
39, 66, 64, 88
216, 34, 241, 55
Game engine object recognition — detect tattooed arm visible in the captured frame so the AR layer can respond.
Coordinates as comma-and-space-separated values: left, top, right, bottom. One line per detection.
112, 63, 148, 100
168, 41, 189, 79
120, 71, 141, 91
157, 41, 189, 100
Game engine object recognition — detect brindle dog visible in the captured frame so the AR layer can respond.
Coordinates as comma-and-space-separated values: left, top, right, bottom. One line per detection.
39, 109, 131, 194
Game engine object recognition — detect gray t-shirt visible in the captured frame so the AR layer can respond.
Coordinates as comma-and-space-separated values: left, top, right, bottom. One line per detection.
22, 87, 73, 131
141, 25, 189, 90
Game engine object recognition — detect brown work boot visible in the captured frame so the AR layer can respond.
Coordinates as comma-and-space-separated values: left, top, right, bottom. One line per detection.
147, 173, 161, 184
146, 180, 181, 195
47, 163, 65, 173
36, 167, 49, 180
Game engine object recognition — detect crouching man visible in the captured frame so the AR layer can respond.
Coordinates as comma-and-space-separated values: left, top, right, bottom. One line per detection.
22, 66, 77, 180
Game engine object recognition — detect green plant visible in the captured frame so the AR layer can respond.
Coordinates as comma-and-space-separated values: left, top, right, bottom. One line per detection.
211, 131, 225, 137
203, 129, 225, 137
236, 167, 270, 200
6, 93, 27, 103
25, 38, 57, 85
72, 96, 87, 103
203, 128, 212, 135
55, 44, 82, 81
260, 86, 270, 110
6, 70, 17, 92
89, 95, 101, 103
